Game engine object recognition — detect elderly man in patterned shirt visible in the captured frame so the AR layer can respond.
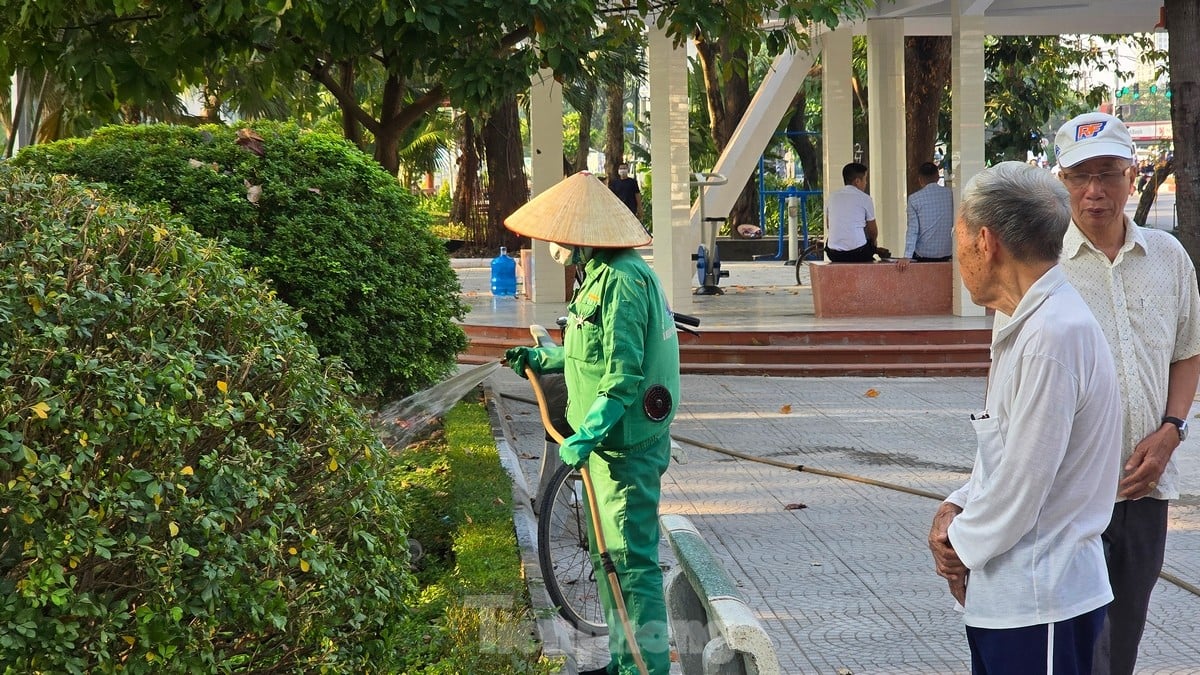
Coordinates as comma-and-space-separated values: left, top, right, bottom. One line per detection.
1054, 112, 1200, 675
897, 161, 954, 270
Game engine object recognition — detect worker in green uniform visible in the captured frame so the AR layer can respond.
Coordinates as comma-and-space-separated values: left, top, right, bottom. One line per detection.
504, 171, 680, 675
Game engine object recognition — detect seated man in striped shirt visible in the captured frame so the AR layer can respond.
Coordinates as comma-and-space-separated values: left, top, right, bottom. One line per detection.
897, 161, 954, 270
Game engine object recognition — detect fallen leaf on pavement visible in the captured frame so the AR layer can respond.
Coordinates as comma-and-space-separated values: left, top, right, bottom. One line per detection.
779, 404, 792, 414
784, 502, 807, 510
865, 388, 879, 398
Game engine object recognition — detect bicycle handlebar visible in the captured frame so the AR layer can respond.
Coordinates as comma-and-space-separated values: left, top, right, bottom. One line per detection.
550, 313, 701, 338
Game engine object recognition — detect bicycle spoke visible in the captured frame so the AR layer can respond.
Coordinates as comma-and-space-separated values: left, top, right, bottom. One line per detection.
538, 466, 608, 635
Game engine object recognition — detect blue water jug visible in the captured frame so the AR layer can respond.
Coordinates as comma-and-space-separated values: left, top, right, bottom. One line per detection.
490, 247, 517, 296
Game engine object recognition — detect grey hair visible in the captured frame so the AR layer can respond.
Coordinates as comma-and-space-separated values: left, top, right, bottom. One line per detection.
959, 161, 1071, 264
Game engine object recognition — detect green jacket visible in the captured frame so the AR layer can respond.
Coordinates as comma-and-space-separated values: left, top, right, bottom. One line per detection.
551, 248, 681, 451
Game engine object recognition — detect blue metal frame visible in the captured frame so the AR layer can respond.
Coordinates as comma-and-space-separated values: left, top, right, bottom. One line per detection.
757, 137, 822, 261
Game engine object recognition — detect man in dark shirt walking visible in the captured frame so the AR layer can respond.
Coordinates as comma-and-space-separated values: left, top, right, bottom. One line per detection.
609, 162, 642, 220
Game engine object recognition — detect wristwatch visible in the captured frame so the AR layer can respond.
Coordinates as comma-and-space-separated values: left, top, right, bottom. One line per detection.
1162, 415, 1189, 442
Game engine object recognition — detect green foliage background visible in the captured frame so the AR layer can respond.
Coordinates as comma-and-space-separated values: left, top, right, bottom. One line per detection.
14, 122, 467, 401
0, 168, 414, 672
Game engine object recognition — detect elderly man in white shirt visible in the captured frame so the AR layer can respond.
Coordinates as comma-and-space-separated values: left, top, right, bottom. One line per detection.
1050, 112, 1200, 675
928, 161, 1122, 675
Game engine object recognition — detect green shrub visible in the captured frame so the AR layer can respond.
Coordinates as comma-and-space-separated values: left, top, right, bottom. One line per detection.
14, 122, 468, 401
0, 168, 415, 673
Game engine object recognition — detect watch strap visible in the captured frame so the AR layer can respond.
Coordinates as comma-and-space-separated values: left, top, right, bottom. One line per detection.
1163, 415, 1187, 440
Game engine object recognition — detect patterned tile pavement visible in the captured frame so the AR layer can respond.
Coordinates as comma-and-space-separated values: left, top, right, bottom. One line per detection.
488, 369, 1200, 674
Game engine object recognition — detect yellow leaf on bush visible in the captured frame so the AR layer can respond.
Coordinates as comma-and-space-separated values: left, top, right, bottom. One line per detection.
22, 513, 34, 524
122, 636, 136, 646
300, 559, 311, 572
180, 466, 194, 476
288, 547, 297, 555
168, 522, 180, 537
328, 457, 338, 472
30, 401, 50, 419
79, 432, 88, 447
26, 295, 42, 315
216, 380, 228, 394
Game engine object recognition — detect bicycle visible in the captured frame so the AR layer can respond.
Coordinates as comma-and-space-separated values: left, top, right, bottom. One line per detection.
528, 312, 699, 637
537, 462, 608, 636
794, 237, 825, 286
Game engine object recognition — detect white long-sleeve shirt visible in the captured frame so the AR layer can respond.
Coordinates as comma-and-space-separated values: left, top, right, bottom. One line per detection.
946, 266, 1121, 629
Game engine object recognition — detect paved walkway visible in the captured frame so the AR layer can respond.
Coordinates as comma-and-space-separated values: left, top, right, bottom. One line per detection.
488, 370, 1200, 674
466, 254, 1200, 673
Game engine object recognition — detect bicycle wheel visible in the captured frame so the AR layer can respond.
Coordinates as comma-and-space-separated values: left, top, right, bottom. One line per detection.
537, 464, 608, 636
796, 241, 822, 285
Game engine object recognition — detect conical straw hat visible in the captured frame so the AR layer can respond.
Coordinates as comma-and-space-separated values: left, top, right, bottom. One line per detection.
504, 171, 651, 247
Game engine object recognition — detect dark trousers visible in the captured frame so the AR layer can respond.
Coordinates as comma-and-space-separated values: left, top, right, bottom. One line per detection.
967, 605, 1106, 675
826, 242, 877, 263
1091, 499, 1169, 675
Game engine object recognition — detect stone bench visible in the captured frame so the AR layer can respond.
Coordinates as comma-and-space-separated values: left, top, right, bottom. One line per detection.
660, 515, 780, 675
809, 260, 952, 317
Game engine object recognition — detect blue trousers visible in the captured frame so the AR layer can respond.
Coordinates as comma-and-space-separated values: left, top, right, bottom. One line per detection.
966, 605, 1107, 675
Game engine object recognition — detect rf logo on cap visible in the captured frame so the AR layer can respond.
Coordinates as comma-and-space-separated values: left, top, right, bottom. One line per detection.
1074, 121, 1107, 141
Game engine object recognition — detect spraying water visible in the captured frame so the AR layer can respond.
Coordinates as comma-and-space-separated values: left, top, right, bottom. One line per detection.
373, 361, 502, 450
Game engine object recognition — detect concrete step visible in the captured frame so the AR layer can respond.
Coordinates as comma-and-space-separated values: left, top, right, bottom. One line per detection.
459, 323, 991, 377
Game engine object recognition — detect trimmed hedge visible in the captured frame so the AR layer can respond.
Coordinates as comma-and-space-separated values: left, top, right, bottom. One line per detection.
0, 168, 414, 673
14, 122, 467, 401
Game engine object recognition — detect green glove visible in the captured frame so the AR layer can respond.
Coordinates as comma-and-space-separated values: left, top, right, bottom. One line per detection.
504, 346, 564, 378
559, 396, 626, 468
504, 347, 541, 378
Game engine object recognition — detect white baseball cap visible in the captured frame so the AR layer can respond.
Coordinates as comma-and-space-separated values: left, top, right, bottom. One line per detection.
1053, 112, 1136, 168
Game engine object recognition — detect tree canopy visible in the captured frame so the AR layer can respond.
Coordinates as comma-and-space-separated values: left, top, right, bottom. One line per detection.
2, 0, 872, 173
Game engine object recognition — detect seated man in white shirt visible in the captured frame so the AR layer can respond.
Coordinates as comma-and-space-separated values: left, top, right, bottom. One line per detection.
824, 162, 886, 262
927, 161, 1122, 675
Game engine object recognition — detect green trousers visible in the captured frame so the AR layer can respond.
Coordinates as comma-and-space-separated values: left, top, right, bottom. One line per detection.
585, 433, 672, 675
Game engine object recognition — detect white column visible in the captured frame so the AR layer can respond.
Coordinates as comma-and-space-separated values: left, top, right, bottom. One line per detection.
9, 71, 35, 153
866, 19, 907, 256
821, 27, 854, 217
951, 3, 986, 317
648, 21, 693, 311
527, 69, 565, 303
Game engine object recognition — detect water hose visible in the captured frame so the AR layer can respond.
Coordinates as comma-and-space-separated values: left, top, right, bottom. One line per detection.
498, 390, 1200, 601
524, 366, 649, 675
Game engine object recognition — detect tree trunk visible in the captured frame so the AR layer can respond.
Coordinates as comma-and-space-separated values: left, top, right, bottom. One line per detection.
371, 73, 408, 176
904, 37, 952, 194
696, 37, 758, 233
373, 125, 402, 176
339, 62, 363, 149
482, 96, 528, 251
451, 115, 484, 244
1167, 0, 1200, 271
604, 79, 625, 179
572, 80, 596, 173
1133, 160, 1175, 226
786, 85, 822, 190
